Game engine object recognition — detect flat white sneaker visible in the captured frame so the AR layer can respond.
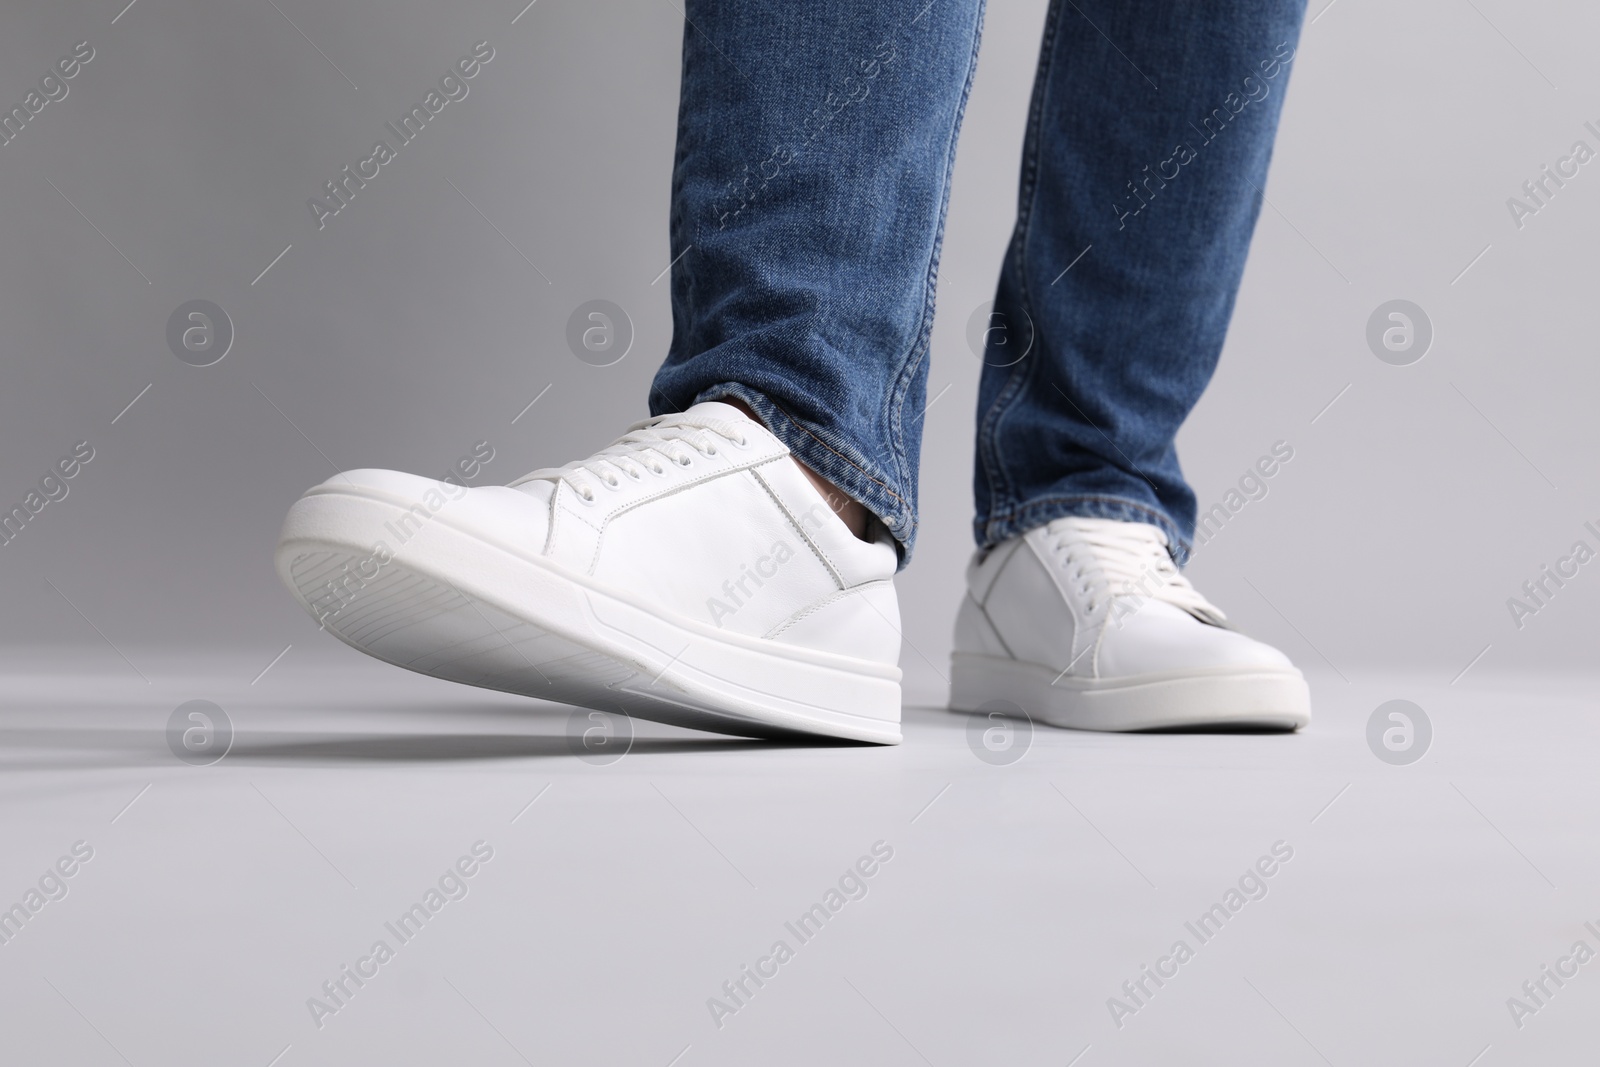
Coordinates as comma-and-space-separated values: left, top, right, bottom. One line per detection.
275, 402, 903, 743
949, 517, 1310, 731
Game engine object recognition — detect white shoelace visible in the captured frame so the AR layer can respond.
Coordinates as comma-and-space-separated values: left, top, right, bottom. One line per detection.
1045, 516, 1226, 626
509, 411, 750, 503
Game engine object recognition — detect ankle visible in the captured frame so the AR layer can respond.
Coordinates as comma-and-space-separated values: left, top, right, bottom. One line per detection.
798, 465, 873, 542
719, 396, 873, 541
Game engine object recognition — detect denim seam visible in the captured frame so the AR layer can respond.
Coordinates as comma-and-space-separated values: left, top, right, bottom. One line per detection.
996, 0, 1063, 511
885, 2, 989, 506
669, 22, 697, 303
976, 0, 1062, 528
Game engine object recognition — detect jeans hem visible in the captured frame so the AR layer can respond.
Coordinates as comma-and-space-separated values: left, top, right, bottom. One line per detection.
976, 493, 1191, 565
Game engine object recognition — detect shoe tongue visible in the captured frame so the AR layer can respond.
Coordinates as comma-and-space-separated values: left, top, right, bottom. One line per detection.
508, 400, 759, 500
1051, 515, 1164, 545
683, 399, 755, 423
514, 478, 556, 504
1049, 518, 1229, 628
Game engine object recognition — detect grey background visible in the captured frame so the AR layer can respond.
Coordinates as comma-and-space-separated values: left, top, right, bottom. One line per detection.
3, 0, 1597, 681
4, 3, 1600, 1066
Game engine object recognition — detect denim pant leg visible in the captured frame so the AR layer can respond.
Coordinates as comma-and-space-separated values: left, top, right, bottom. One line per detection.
975, 0, 1306, 563
650, 0, 987, 565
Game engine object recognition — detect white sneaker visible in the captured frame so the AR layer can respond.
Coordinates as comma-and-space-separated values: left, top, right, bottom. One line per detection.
274, 402, 904, 743
949, 517, 1310, 731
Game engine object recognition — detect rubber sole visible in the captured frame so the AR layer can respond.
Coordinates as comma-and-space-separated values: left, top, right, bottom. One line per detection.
949, 652, 1310, 732
275, 487, 902, 744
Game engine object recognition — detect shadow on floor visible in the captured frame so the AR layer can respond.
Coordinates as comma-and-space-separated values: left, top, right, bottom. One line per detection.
0, 698, 873, 768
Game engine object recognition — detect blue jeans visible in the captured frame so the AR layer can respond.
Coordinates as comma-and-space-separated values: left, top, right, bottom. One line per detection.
650, 0, 1306, 566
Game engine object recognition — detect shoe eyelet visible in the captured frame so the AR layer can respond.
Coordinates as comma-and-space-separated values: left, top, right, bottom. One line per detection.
677, 455, 692, 467
704, 446, 718, 456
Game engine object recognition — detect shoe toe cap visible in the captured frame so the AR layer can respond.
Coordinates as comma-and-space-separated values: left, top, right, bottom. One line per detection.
287, 469, 551, 558
1097, 600, 1298, 677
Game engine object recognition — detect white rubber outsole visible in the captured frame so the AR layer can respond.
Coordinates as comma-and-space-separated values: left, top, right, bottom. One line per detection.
275, 486, 902, 744
949, 652, 1310, 732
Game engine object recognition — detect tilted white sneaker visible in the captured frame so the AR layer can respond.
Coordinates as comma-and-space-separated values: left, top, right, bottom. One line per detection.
274, 402, 903, 743
949, 517, 1310, 731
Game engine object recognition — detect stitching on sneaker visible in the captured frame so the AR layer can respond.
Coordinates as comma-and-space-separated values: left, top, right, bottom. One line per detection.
763, 580, 893, 640
751, 466, 845, 590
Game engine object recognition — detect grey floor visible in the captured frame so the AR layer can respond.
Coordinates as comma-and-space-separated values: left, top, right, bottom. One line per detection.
1, 644, 1594, 1066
